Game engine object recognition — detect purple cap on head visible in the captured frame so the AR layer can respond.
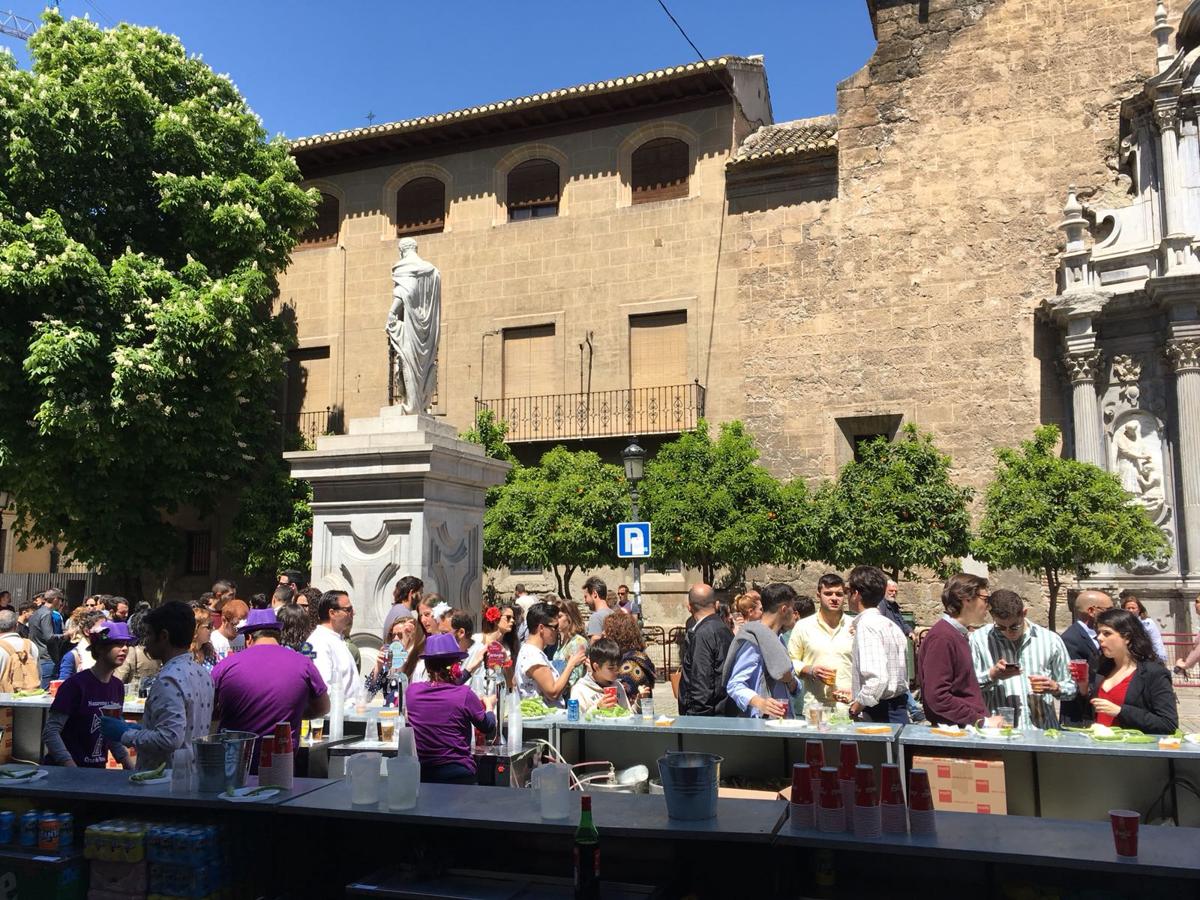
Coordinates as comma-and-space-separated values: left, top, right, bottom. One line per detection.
88, 621, 134, 645
420, 632, 467, 661
238, 608, 282, 636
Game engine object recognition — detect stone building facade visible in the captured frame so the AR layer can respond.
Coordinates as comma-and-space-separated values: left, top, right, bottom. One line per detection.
272, 0, 1200, 628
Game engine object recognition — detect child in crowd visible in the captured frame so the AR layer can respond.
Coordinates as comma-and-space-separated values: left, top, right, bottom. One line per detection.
570, 639, 632, 716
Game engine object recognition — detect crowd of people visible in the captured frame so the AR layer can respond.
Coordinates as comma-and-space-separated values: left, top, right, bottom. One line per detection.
0, 569, 1195, 790
675, 570, 1191, 735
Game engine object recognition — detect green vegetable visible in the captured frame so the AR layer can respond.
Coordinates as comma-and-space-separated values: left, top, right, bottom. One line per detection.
1043, 729, 1060, 739
0, 768, 39, 780
519, 699, 552, 718
1000, 727, 1015, 737
130, 763, 167, 783
587, 706, 630, 720
12, 689, 45, 699
1123, 734, 1157, 744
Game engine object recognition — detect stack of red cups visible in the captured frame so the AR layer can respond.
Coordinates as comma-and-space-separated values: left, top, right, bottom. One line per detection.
880, 763, 907, 833
817, 766, 845, 833
908, 768, 936, 835
852, 764, 880, 837
805, 740, 825, 804
790, 763, 815, 830
837, 741, 859, 813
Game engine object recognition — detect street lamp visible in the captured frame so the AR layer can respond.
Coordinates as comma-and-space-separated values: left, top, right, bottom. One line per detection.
622, 438, 646, 619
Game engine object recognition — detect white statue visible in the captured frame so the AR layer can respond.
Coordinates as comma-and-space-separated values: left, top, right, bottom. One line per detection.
1114, 419, 1164, 512
386, 238, 441, 415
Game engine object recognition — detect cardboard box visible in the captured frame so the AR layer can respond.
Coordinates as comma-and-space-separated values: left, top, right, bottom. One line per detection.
912, 755, 1006, 815
0, 707, 12, 764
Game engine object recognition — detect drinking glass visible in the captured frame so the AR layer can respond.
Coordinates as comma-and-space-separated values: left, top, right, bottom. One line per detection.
997, 706, 1016, 728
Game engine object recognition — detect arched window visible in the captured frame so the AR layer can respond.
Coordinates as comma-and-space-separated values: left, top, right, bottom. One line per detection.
395, 177, 446, 236
507, 158, 559, 221
300, 192, 340, 246
631, 138, 689, 204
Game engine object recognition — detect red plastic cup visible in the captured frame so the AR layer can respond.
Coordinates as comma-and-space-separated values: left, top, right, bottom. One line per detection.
259, 739, 273, 772
1109, 809, 1139, 858
1069, 659, 1088, 682
854, 764, 877, 807
880, 764, 905, 806
604, 686, 617, 703
805, 739, 825, 770
791, 763, 814, 804
908, 769, 933, 812
818, 767, 842, 810
838, 740, 860, 781
48, 679, 64, 698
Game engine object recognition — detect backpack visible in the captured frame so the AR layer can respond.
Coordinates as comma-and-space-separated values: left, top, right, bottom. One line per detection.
0, 637, 42, 692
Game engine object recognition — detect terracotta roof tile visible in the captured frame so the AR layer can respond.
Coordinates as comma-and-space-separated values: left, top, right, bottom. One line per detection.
728, 115, 838, 167
291, 56, 762, 152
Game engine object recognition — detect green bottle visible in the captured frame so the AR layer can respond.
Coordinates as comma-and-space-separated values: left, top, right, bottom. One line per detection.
573, 794, 599, 900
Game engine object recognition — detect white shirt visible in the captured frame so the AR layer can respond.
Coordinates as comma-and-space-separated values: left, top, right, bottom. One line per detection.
127, 653, 214, 772
210, 630, 232, 661
307, 625, 365, 703
515, 642, 560, 706
851, 607, 909, 709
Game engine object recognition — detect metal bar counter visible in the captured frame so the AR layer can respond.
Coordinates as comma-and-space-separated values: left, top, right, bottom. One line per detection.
549, 714, 899, 781
898, 725, 1200, 823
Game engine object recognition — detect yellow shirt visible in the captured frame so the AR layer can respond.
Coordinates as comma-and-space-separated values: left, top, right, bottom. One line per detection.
787, 612, 854, 704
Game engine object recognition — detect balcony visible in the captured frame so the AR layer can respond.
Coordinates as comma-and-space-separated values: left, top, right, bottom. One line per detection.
477, 382, 705, 443
285, 407, 344, 447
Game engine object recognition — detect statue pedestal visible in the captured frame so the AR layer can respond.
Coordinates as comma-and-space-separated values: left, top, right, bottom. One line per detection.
285, 407, 509, 639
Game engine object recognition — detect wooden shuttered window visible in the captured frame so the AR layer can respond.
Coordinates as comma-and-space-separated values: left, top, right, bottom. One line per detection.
507, 159, 560, 221
502, 324, 556, 398
631, 138, 689, 204
629, 311, 688, 389
396, 177, 446, 236
185, 531, 212, 576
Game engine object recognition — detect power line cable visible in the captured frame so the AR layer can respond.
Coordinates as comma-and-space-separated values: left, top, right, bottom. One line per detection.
82, 0, 114, 27
653, 0, 705, 62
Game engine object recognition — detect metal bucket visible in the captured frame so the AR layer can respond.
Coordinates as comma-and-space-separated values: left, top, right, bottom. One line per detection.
657, 752, 721, 821
193, 731, 257, 793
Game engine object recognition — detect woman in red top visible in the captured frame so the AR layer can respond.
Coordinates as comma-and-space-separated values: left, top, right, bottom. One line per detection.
1090, 608, 1178, 734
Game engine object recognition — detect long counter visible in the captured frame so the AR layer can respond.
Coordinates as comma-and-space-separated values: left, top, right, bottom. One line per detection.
1, 767, 1197, 898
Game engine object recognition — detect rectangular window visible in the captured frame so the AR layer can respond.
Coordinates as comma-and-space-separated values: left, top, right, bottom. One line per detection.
629, 311, 688, 390
502, 324, 557, 399
185, 531, 212, 576
286, 346, 332, 441
509, 563, 542, 576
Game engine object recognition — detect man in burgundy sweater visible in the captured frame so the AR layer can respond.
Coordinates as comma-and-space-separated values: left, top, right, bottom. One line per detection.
919, 573, 991, 726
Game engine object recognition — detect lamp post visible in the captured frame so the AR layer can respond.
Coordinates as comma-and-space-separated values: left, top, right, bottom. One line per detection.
622, 438, 646, 619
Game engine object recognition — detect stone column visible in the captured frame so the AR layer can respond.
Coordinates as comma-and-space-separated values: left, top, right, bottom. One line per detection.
1167, 338, 1200, 575
1063, 350, 1106, 468
1158, 104, 1185, 237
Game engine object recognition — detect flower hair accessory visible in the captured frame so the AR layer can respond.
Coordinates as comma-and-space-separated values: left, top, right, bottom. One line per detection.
484, 606, 501, 625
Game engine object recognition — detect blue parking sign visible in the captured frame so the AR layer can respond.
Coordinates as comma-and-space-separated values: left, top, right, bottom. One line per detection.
617, 522, 651, 559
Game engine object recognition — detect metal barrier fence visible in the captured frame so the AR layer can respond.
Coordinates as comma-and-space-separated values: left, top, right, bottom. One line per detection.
1164, 632, 1199, 688
0, 572, 115, 607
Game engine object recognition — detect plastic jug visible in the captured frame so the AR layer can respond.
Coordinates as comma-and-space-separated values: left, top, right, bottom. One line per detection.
531, 763, 573, 820
329, 685, 345, 741
347, 752, 382, 806
507, 690, 523, 753
386, 754, 420, 811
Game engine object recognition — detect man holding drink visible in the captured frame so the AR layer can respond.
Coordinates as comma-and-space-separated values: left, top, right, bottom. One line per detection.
788, 573, 854, 707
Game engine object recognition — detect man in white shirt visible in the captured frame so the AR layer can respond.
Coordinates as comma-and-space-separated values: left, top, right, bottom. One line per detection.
515, 602, 585, 708
846, 566, 910, 724
307, 590, 366, 704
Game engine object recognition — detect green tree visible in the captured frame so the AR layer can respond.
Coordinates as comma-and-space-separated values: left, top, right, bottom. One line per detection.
973, 424, 1170, 631
640, 420, 782, 586
776, 476, 821, 568
0, 13, 315, 586
816, 425, 973, 580
226, 452, 313, 577
483, 445, 627, 597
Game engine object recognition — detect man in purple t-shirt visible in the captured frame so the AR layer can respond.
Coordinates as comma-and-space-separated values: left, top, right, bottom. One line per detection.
211, 608, 329, 755
44, 621, 134, 768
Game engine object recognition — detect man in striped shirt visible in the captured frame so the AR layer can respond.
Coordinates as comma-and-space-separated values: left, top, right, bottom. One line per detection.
970, 589, 1076, 729
846, 566, 910, 724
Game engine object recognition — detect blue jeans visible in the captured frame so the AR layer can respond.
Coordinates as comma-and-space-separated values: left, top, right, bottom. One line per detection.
421, 762, 476, 785
863, 693, 910, 725
38, 658, 55, 690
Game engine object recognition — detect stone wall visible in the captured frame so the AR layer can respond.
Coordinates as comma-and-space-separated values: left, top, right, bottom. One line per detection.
723, 0, 1163, 624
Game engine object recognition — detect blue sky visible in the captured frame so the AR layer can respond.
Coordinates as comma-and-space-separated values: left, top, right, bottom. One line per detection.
4, 2, 877, 140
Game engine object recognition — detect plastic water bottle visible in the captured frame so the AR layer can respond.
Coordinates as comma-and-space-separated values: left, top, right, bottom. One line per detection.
507, 690, 523, 753
170, 747, 194, 794
329, 684, 345, 741
641, 691, 654, 722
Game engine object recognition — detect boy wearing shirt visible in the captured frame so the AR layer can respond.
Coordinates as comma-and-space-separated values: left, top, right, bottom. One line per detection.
570, 639, 632, 716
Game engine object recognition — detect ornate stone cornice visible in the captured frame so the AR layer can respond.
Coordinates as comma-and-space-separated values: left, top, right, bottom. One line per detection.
1063, 350, 1104, 384
1166, 339, 1200, 373
1155, 100, 1180, 132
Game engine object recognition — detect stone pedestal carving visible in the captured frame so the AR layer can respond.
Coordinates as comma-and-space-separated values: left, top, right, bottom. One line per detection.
1168, 338, 1200, 575
285, 408, 509, 639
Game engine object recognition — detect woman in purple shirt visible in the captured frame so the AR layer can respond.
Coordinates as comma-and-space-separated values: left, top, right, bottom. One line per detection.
405, 633, 497, 784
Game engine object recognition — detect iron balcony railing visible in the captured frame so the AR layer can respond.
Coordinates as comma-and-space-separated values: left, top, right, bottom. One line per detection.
286, 407, 343, 446
477, 381, 705, 443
